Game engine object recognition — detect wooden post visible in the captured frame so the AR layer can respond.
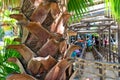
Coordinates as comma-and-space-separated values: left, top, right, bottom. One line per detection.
109, 26, 111, 62
117, 23, 120, 76
99, 64, 105, 80
118, 23, 120, 62
98, 25, 101, 51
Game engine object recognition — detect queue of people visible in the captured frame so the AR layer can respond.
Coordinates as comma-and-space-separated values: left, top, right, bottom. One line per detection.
71, 37, 85, 58
70, 34, 111, 58
70, 36, 97, 58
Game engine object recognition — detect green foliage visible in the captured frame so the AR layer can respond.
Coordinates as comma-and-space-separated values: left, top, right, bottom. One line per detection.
1, 10, 18, 25
92, 33, 99, 37
67, 0, 94, 24
0, 37, 21, 79
4, 36, 20, 46
105, 0, 120, 20
0, 2, 21, 78
0, 0, 21, 10
0, 49, 21, 79
0, 28, 4, 39
2, 10, 20, 37
0, 0, 2, 6
0, 46, 3, 50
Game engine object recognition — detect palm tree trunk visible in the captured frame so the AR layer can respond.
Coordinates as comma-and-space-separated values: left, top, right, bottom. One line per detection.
7, 0, 75, 79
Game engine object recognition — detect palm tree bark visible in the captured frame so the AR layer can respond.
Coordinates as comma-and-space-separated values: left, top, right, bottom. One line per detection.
8, 0, 74, 79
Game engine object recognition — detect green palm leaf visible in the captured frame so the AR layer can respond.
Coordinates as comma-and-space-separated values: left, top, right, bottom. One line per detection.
0, 0, 22, 11
67, 0, 94, 24
105, 0, 120, 20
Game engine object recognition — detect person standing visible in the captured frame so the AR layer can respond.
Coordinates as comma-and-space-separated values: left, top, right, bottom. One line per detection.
104, 38, 107, 47
86, 37, 92, 51
95, 37, 99, 50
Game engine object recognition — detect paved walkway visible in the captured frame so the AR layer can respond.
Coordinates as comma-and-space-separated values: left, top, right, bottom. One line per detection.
74, 52, 119, 80
81, 52, 100, 80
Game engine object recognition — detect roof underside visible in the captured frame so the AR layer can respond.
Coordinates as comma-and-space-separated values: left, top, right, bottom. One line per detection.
69, 0, 117, 33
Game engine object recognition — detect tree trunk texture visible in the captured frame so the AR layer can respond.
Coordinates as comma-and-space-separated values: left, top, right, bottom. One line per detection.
7, 0, 76, 80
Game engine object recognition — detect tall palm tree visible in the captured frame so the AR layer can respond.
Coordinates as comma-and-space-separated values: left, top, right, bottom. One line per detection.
1, 1, 120, 23
3, 0, 94, 79
2, 0, 120, 79
0, 0, 93, 23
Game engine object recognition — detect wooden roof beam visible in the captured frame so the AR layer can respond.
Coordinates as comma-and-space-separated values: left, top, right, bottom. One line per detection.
83, 10, 109, 19
81, 18, 113, 23
85, 7, 105, 13
76, 30, 98, 33
69, 22, 115, 29
98, 26, 110, 33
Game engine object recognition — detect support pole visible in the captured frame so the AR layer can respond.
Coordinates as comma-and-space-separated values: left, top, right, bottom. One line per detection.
99, 33, 102, 51
109, 26, 111, 62
118, 23, 120, 62
117, 23, 120, 76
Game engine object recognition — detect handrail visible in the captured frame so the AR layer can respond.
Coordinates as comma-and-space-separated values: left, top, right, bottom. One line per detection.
92, 46, 103, 61
72, 45, 120, 80
73, 58, 120, 80
99, 46, 118, 63
80, 42, 86, 58
101, 46, 118, 56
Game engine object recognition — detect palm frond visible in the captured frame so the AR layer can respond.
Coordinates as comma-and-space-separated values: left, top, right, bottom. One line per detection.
67, 0, 94, 24
0, 0, 22, 11
105, 0, 120, 20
